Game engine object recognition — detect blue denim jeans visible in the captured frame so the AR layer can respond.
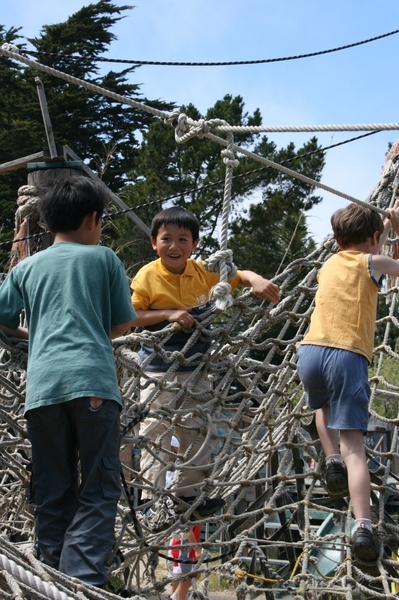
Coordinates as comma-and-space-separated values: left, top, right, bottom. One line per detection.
27, 398, 121, 586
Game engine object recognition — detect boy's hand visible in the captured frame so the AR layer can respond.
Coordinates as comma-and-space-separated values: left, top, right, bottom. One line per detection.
167, 309, 194, 328
389, 201, 399, 235
250, 276, 280, 304
239, 270, 280, 304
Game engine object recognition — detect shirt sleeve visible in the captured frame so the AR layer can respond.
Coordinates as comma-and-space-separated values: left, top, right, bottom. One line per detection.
131, 269, 151, 311
109, 257, 137, 325
0, 271, 24, 329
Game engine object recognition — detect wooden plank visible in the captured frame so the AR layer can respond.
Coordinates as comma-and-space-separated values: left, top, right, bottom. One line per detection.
35, 78, 58, 159
0, 152, 44, 174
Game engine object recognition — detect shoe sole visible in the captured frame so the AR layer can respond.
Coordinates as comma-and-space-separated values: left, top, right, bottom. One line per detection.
353, 533, 378, 563
325, 477, 349, 498
193, 506, 224, 517
326, 485, 349, 499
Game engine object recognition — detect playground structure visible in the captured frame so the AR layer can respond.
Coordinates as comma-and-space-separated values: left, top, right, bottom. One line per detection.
1, 43, 399, 600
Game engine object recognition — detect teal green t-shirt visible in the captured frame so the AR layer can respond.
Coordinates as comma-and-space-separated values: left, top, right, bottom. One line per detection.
0, 242, 136, 413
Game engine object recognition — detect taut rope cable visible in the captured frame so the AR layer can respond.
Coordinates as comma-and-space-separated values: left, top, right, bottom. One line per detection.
214, 123, 399, 133
0, 130, 378, 249
201, 131, 390, 218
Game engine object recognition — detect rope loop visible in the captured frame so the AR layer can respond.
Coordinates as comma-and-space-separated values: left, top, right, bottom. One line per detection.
204, 248, 237, 309
203, 249, 238, 280
208, 281, 233, 310
221, 148, 239, 168
174, 114, 230, 144
1, 43, 20, 54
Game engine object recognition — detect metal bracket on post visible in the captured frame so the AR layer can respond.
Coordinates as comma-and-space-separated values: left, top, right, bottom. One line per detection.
35, 77, 58, 160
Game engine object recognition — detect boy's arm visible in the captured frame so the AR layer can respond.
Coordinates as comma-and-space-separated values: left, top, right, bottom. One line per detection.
133, 309, 195, 329
239, 270, 280, 304
371, 203, 399, 281
380, 200, 399, 247
0, 324, 28, 339
371, 254, 399, 281
110, 320, 137, 340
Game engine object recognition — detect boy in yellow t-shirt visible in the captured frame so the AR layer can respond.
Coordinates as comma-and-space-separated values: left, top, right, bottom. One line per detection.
131, 207, 279, 522
297, 201, 399, 563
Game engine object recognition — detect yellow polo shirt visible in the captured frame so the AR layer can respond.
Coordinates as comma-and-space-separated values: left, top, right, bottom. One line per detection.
131, 258, 242, 371
131, 257, 241, 310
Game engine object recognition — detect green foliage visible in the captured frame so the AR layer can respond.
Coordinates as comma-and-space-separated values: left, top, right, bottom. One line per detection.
0, 4, 325, 282
115, 95, 323, 278
0, 1, 173, 270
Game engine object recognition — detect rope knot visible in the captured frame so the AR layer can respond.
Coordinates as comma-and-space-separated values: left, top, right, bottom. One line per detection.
203, 249, 238, 280
208, 281, 233, 310
164, 110, 180, 127
175, 113, 190, 141
16, 186, 39, 219
221, 148, 239, 168
1, 43, 20, 54
204, 250, 237, 310
196, 118, 211, 138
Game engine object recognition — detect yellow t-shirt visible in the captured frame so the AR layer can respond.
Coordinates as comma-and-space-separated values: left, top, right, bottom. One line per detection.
301, 251, 381, 363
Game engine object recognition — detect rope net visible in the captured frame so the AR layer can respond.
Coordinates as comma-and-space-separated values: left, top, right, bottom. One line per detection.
1, 44, 399, 600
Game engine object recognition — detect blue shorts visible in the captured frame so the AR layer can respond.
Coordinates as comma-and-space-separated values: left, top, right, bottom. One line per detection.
296, 345, 370, 432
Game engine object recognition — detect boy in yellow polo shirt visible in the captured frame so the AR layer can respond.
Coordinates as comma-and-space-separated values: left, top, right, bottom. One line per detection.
297, 201, 399, 564
131, 207, 279, 524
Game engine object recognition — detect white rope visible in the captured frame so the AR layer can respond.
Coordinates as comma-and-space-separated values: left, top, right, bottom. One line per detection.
0, 552, 75, 600
205, 132, 239, 310
203, 130, 390, 217
0, 44, 391, 218
213, 123, 399, 133
0, 44, 169, 121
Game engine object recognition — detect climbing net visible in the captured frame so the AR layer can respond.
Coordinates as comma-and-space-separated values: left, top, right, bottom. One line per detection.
1, 44, 399, 600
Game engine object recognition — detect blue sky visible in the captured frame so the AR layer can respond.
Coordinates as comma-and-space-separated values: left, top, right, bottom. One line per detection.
2, 1, 399, 244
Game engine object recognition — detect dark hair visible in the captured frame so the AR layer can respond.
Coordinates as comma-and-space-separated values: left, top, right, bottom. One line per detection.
37, 176, 108, 233
151, 207, 200, 241
331, 203, 384, 248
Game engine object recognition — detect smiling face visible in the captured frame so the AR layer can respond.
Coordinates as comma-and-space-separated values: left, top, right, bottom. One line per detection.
151, 223, 199, 274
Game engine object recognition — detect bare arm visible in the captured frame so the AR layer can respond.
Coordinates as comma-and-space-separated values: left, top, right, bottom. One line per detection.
371, 203, 399, 280
0, 324, 28, 339
110, 320, 137, 340
239, 270, 280, 304
371, 255, 399, 282
379, 199, 399, 247
132, 308, 195, 329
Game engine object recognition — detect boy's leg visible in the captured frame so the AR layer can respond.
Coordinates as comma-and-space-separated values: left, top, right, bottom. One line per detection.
176, 578, 193, 600
340, 429, 378, 561
340, 429, 371, 520
315, 406, 348, 497
174, 373, 217, 497
27, 404, 78, 568
315, 405, 340, 456
139, 374, 174, 497
59, 398, 121, 587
